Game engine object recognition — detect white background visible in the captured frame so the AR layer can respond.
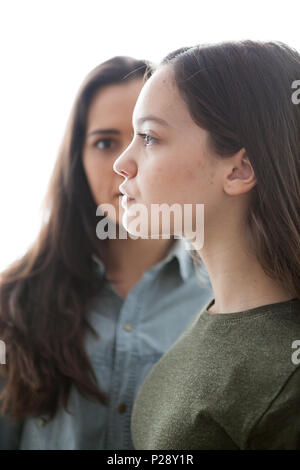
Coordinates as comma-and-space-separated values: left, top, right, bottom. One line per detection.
0, 0, 299, 271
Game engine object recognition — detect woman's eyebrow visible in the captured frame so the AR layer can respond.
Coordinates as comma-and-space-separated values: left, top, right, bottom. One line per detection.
87, 129, 121, 137
136, 115, 170, 127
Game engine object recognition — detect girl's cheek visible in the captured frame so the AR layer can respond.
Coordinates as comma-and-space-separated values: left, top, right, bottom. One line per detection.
145, 166, 164, 183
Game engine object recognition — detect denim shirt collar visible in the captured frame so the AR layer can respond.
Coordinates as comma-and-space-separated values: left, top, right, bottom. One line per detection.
161, 237, 195, 281
91, 238, 195, 283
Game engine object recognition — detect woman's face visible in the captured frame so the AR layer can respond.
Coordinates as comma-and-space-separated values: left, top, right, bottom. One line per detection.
82, 78, 144, 226
113, 65, 227, 241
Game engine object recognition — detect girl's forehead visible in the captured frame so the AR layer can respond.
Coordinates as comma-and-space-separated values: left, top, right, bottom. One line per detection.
133, 67, 192, 129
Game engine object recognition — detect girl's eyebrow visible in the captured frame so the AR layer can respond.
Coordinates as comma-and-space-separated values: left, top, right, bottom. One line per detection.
136, 115, 170, 127
87, 129, 121, 137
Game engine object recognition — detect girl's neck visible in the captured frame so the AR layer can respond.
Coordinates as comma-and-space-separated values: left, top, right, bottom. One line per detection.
198, 233, 294, 314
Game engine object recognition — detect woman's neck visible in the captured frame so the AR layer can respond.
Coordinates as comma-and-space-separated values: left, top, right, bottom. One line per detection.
97, 235, 176, 284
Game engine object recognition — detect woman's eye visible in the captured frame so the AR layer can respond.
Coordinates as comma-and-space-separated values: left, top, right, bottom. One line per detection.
138, 133, 157, 146
95, 138, 115, 150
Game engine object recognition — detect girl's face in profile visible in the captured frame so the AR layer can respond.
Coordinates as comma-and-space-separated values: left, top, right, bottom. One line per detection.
82, 78, 144, 226
114, 66, 229, 239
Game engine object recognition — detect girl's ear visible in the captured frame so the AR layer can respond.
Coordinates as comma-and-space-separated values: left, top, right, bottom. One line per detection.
224, 148, 257, 196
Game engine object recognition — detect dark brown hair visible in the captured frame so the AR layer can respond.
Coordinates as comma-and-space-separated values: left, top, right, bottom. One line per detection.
160, 41, 300, 298
0, 56, 150, 421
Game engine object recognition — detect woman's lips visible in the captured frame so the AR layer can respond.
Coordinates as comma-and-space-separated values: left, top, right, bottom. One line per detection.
121, 194, 135, 208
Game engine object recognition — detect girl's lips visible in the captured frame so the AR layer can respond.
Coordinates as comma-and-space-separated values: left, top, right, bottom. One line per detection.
119, 185, 135, 200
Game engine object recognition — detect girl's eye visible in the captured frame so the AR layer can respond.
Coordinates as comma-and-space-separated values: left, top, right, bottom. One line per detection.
95, 138, 116, 150
137, 133, 157, 147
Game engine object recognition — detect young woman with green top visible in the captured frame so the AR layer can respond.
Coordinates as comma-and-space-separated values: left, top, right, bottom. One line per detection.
114, 41, 300, 449
0, 56, 212, 449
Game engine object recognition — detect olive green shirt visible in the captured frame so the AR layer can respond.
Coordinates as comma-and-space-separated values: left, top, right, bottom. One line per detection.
131, 298, 300, 450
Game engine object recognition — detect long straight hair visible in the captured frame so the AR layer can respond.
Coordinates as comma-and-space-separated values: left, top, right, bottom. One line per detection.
159, 41, 300, 300
0, 56, 150, 421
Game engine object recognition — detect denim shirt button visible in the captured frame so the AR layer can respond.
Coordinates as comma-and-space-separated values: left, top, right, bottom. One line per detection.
124, 323, 133, 332
37, 417, 47, 427
117, 403, 127, 414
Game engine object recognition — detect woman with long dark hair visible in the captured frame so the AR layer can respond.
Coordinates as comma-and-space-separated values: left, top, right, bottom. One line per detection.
114, 41, 300, 449
0, 56, 212, 449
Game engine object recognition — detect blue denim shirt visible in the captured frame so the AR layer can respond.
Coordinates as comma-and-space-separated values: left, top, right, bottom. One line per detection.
0, 239, 213, 449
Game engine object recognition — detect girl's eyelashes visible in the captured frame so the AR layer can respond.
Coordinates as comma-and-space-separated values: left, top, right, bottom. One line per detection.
137, 133, 157, 147
94, 138, 118, 150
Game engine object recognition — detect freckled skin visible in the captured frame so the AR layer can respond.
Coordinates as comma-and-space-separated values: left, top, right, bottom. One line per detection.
114, 66, 228, 237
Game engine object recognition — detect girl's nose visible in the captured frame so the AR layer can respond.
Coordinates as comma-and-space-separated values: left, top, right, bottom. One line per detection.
113, 149, 137, 178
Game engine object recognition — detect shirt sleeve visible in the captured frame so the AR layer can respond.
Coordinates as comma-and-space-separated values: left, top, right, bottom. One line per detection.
0, 377, 23, 449
246, 367, 300, 450
0, 414, 23, 449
